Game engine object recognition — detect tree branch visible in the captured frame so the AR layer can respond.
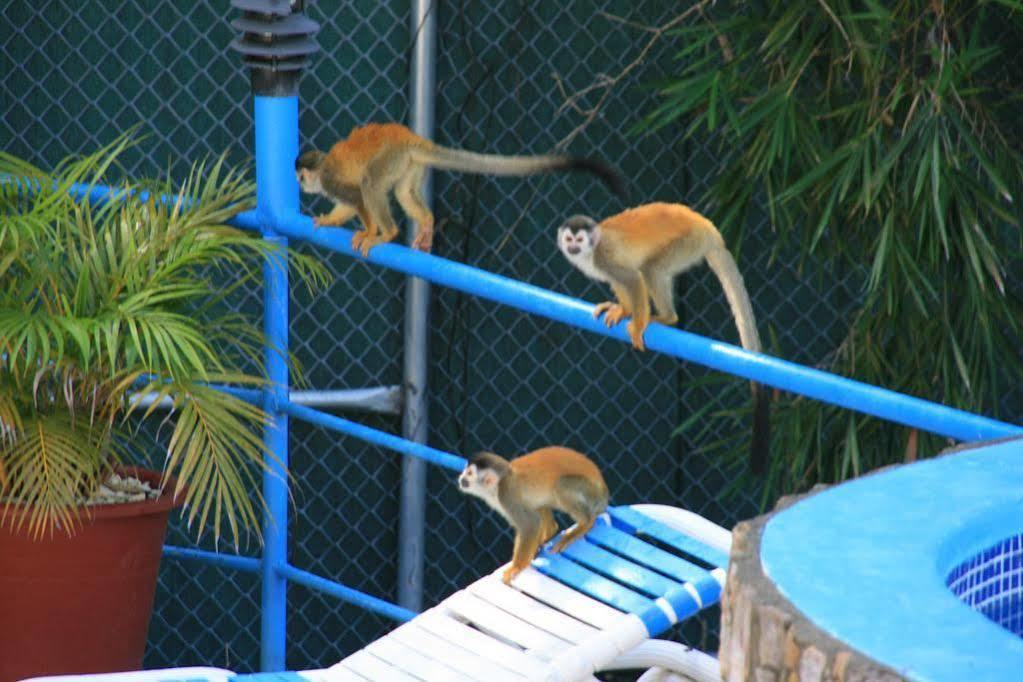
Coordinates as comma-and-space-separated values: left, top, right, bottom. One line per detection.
552, 1, 716, 151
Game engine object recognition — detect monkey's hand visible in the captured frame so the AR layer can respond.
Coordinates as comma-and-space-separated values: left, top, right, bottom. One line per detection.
593, 301, 629, 328
350, 230, 376, 257
312, 214, 330, 227
592, 301, 615, 319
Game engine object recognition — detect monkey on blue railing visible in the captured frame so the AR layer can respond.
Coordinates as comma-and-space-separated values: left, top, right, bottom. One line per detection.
294, 122, 626, 256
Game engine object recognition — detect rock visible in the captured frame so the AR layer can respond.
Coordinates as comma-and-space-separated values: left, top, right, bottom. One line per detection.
81, 473, 160, 505
799, 646, 826, 682
722, 484, 907, 681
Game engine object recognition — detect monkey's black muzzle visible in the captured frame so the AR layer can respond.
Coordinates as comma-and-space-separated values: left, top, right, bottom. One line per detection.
458, 477, 469, 489
566, 246, 581, 255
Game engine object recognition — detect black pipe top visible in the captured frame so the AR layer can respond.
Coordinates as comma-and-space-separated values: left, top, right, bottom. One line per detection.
230, 0, 319, 97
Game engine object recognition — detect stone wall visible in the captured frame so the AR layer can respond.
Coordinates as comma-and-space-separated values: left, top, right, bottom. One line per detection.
717, 486, 906, 682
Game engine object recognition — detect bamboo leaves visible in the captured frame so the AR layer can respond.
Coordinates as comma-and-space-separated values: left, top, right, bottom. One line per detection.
641, 0, 1023, 499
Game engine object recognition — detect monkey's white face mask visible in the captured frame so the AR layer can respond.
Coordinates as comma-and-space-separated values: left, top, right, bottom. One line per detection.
557, 225, 606, 282
457, 463, 506, 516
296, 168, 322, 195
458, 463, 497, 495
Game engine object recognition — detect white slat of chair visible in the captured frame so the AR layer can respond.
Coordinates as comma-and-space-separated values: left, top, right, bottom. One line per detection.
367, 636, 474, 682
416, 609, 550, 680
468, 574, 599, 643
307, 665, 369, 682
441, 591, 569, 655
507, 567, 624, 629
338, 650, 422, 682
389, 621, 529, 682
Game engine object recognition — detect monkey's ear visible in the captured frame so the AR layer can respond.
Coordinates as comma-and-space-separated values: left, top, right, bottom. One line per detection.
590, 227, 601, 247
480, 470, 499, 489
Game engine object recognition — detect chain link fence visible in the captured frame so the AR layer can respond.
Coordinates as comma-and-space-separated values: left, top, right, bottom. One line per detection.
3, 0, 1018, 675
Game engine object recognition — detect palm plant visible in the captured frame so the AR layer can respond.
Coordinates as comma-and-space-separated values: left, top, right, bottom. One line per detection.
0, 134, 326, 544
640, 1, 1023, 501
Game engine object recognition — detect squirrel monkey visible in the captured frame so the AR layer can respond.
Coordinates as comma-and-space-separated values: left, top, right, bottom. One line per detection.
457, 446, 609, 585
556, 202, 770, 474
295, 122, 627, 256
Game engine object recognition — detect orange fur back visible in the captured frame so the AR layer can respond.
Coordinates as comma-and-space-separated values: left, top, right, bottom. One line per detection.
324, 123, 432, 186
600, 202, 718, 260
509, 446, 607, 495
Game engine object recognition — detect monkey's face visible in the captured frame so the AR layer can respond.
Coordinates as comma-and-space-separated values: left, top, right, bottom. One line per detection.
557, 220, 600, 261
457, 462, 500, 502
296, 167, 322, 195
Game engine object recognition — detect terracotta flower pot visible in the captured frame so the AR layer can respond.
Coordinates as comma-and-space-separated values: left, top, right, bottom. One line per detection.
0, 467, 184, 682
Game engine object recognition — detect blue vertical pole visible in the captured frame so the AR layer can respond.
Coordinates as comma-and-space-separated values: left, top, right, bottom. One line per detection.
230, 1, 318, 669
255, 95, 297, 672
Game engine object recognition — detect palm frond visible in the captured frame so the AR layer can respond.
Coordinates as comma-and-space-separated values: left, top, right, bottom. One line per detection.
163, 383, 271, 548
0, 413, 115, 538
0, 130, 330, 542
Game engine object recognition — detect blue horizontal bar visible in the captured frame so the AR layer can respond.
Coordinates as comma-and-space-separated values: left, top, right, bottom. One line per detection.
162, 545, 261, 573
281, 400, 467, 471
217, 385, 264, 403
276, 563, 416, 623
132, 374, 264, 405
45, 181, 1023, 442
244, 211, 1019, 445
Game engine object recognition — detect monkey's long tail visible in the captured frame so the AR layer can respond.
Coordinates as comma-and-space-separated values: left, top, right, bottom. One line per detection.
705, 245, 771, 476
410, 146, 627, 199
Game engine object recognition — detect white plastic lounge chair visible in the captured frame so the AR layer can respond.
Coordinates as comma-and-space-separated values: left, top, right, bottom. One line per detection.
24, 504, 730, 682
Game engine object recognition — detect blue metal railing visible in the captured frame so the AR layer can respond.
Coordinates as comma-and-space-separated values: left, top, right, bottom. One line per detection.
233, 212, 1020, 444
42, 88, 1023, 673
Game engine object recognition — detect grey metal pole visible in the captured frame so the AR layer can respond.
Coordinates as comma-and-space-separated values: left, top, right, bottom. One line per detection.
132, 386, 401, 414
397, 0, 436, 613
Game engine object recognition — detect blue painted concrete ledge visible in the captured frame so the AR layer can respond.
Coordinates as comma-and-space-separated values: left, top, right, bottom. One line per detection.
761, 437, 1023, 681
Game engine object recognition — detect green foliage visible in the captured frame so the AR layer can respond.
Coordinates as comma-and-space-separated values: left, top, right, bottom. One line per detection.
644, 1, 1023, 500
0, 133, 328, 544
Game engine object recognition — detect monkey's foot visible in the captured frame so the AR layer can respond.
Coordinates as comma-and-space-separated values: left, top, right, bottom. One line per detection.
551, 536, 577, 553
627, 320, 647, 351
652, 314, 679, 326
312, 214, 332, 227
411, 229, 434, 252
502, 565, 526, 585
